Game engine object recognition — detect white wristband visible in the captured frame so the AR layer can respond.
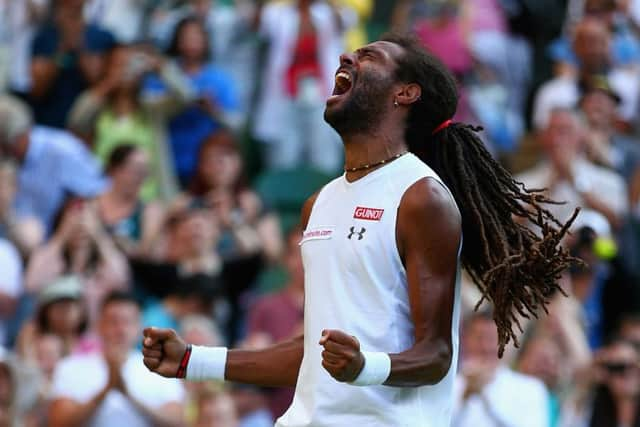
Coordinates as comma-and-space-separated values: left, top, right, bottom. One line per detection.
186, 345, 228, 382
348, 351, 391, 386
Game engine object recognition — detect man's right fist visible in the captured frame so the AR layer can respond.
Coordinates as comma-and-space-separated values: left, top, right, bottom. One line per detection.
142, 327, 187, 378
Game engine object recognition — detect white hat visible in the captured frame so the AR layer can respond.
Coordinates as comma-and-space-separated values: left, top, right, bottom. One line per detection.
38, 275, 83, 307
0, 95, 32, 145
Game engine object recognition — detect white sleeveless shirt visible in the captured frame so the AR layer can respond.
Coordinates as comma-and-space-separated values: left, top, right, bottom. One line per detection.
276, 153, 462, 427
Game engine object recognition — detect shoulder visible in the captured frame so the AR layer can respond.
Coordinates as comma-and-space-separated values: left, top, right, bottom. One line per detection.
538, 76, 576, 93
0, 239, 20, 264
398, 177, 461, 231
396, 178, 461, 260
584, 161, 627, 187
33, 126, 85, 151
32, 25, 58, 55
84, 24, 116, 50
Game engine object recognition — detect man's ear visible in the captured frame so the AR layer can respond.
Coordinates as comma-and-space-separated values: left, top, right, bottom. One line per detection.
395, 83, 422, 107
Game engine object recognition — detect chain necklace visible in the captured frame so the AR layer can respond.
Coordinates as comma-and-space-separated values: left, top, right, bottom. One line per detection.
344, 151, 408, 173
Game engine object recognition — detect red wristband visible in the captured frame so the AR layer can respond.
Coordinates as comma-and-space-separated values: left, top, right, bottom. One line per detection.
176, 344, 192, 379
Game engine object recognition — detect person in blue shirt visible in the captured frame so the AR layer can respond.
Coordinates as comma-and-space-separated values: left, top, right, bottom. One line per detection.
29, 0, 115, 128
143, 16, 241, 187
549, 0, 640, 71
0, 95, 108, 234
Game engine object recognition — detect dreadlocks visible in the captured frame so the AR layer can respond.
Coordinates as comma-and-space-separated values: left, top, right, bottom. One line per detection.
382, 33, 580, 356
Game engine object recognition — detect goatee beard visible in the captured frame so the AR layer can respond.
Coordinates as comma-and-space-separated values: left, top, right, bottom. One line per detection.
324, 76, 394, 137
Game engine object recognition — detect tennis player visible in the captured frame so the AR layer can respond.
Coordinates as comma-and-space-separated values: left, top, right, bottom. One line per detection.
143, 34, 576, 427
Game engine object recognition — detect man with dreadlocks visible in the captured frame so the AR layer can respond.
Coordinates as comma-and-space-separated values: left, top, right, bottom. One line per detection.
142, 34, 577, 426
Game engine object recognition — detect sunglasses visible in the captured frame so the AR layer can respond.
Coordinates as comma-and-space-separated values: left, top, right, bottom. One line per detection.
602, 362, 637, 375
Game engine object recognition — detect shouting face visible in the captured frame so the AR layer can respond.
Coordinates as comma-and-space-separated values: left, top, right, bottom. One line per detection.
324, 42, 404, 136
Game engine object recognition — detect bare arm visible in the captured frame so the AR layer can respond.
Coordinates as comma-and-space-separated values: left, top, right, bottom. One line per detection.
49, 390, 109, 427
66, 86, 110, 140
142, 327, 304, 387
387, 178, 461, 386
225, 336, 303, 386
31, 56, 62, 99
319, 178, 461, 387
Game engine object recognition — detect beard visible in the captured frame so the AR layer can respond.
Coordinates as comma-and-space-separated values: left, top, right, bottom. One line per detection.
324, 70, 395, 137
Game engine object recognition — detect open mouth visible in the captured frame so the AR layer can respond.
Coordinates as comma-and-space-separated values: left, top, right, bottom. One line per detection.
332, 71, 353, 97
333, 71, 352, 95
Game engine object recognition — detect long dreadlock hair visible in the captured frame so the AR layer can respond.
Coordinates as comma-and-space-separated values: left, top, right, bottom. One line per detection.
382, 33, 580, 356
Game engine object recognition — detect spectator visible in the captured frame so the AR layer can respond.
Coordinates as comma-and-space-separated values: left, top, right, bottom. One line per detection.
148, 0, 257, 115
94, 145, 166, 257
0, 239, 23, 348
21, 332, 65, 426
532, 17, 640, 130
518, 335, 566, 427
245, 226, 304, 419
516, 108, 628, 231
452, 310, 549, 427
252, 0, 351, 173
143, 15, 241, 187
193, 386, 239, 427
0, 160, 44, 257
17, 275, 89, 358
0, 95, 108, 233
0, 0, 50, 95
24, 199, 130, 323
413, 1, 473, 79
149, 0, 244, 64
48, 291, 185, 427
132, 200, 223, 302
141, 273, 222, 333
549, 0, 640, 73
189, 131, 283, 263
464, 0, 532, 155
618, 314, 640, 349
68, 44, 196, 201
134, 198, 262, 344
29, 0, 115, 128
560, 340, 640, 426
578, 75, 640, 183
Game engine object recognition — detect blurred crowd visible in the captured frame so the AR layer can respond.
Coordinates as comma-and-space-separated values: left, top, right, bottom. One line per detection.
0, 0, 640, 426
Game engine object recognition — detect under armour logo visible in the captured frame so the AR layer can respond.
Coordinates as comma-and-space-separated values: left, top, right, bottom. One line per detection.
347, 227, 366, 240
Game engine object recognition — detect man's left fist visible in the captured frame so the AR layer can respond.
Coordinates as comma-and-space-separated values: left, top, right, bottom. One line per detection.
319, 329, 365, 382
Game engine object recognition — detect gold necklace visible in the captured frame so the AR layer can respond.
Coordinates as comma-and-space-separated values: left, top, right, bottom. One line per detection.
344, 151, 408, 173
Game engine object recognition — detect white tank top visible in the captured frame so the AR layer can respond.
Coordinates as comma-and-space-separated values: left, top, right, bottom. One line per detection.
276, 153, 462, 427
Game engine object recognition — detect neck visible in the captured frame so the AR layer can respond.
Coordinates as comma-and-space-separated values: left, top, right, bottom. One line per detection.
617, 397, 637, 425
342, 129, 408, 181
13, 132, 30, 163
112, 92, 136, 116
106, 185, 137, 204
182, 59, 202, 74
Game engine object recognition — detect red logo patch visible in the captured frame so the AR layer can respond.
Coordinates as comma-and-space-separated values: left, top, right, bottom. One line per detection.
353, 206, 384, 221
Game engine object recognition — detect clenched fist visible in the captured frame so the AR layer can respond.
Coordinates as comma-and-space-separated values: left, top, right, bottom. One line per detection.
142, 327, 188, 378
319, 329, 365, 382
